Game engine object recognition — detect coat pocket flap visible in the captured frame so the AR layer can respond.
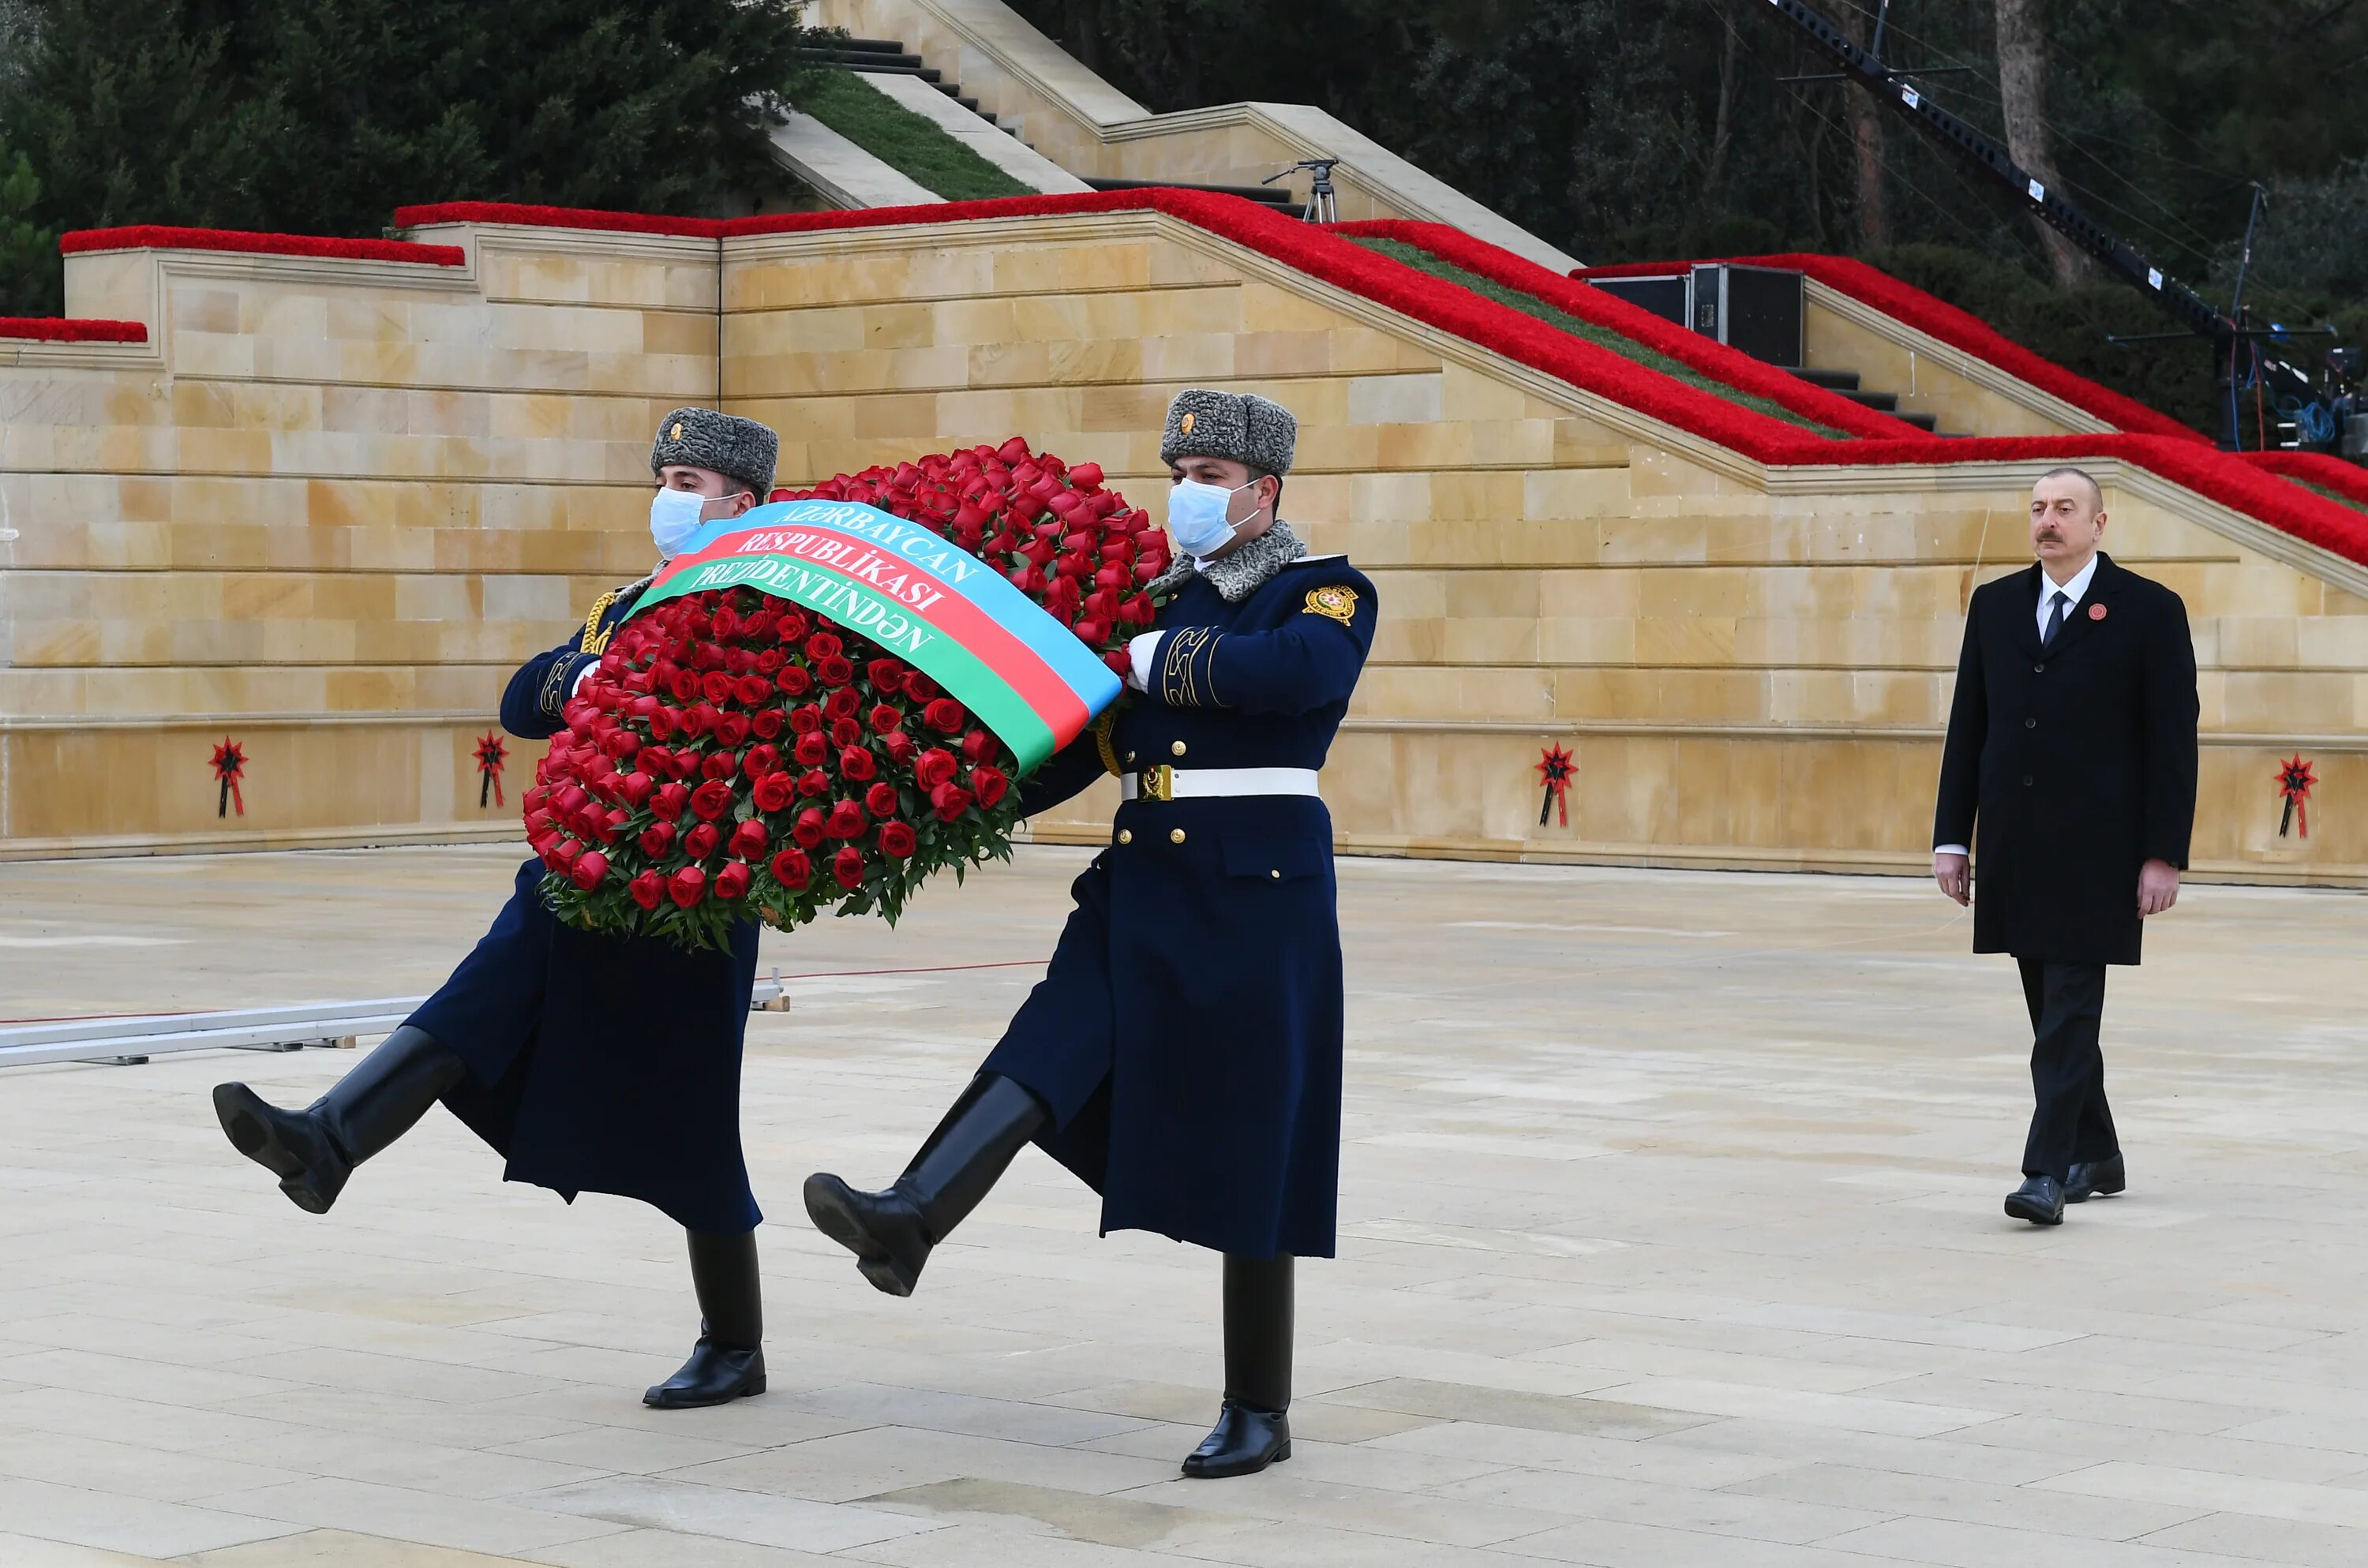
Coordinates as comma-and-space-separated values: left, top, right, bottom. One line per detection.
1221, 835, 1328, 881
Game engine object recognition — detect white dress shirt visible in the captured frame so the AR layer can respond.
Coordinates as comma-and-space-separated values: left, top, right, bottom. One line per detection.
1936, 555, 2100, 858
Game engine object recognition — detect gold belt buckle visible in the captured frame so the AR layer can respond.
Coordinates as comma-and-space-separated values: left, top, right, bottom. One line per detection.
1138, 765, 1174, 803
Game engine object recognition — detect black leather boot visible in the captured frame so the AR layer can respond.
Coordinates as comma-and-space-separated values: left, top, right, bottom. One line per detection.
802, 1072, 1046, 1297
1183, 1252, 1294, 1479
2064, 1154, 2126, 1203
212, 1024, 466, 1214
645, 1229, 766, 1409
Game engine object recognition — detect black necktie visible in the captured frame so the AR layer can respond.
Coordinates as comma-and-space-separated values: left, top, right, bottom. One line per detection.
2044, 589, 2068, 648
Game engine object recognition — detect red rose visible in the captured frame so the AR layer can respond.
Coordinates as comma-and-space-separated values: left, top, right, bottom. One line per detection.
770, 848, 812, 890
744, 743, 781, 778
789, 704, 823, 734
598, 808, 629, 843
639, 747, 675, 778
638, 820, 676, 856
650, 782, 690, 821
729, 819, 770, 860
733, 673, 771, 706
793, 806, 827, 848
668, 866, 707, 907
830, 717, 864, 748
819, 656, 855, 687
542, 837, 582, 873
840, 746, 878, 782
930, 782, 973, 821
676, 704, 714, 739
883, 730, 917, 765
868, 702, 902, 734
878, 821, 918, 859
798, 769, 831, 798
866, 781, 901, 818
752, 771, 795, 812
776, 665, 814, 697
1073, 618, 1108, 646
825, 799, 867, 838
669, 668, 700, 702
960, 729, 997, 764
915, 748, 957, 790
628, 870, 665, 911
569, 850, 609, 890
904, 672, 940, 702
867, 658, 905, 691
700, 750, 737, 781
714, 861, 751, 900
618, 770, 656, 807
794, 731, 830, 767
702, 672, 735, 705
823, 688, 860, 722
714, 713, 750, 748
833, 845, 867, 890
970, 765, 1009, 806
804, 632, 842, 660
924, 698, 965, 733
684, 822, 721, 861
777, 610, 811, 642
691, 780, 734, 821
556, 785, 590, 815
1070, 461, 1103, 487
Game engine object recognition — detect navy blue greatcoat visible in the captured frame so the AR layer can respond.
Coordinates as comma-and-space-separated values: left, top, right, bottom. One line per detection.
410, 576, 764, 1235
981, 551, 1378, 1259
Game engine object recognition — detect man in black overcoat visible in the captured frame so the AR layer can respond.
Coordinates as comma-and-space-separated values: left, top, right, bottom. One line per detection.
801, 389, 1377, 1480
1933, 466, 2199, 1226
213, 408, 785, 1407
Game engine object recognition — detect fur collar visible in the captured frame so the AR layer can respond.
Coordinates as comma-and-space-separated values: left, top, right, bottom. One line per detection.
1149, 518, 1309, 604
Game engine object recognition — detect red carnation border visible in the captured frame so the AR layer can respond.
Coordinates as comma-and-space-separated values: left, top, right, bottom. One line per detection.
2240, 450, 2368, 512
41, 190, 2368, 569
1328, 219, 1917, 440
61, 226, 466, 268
0, 316, 148, 343
1572, 253, 2202, 443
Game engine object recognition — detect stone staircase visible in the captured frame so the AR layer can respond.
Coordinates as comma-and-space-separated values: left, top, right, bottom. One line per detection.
814, 35, 1302, 216
1789, 365, 1947, 435
815, 36, 1014, 125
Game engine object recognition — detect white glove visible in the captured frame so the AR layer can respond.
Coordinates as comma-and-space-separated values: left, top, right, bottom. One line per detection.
1125, 631, 1165, 694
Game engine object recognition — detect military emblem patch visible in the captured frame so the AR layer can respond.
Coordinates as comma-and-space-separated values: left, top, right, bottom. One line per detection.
670, 421, 684, 441
1303, 585, 1358, 624
1179, 411, 1196, 435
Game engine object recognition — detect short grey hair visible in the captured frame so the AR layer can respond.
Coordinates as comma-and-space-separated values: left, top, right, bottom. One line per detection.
2034, 466, 2103, 512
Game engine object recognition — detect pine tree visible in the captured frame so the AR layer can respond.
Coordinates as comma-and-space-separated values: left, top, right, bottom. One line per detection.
0, 0, 821, 312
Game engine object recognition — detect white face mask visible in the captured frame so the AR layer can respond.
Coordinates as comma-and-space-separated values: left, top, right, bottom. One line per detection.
649, 487, 708, 558
1166, 477, 1259, 559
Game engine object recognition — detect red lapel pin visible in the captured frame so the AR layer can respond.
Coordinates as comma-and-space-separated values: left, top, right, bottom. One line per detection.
2089, 603, 2107, 620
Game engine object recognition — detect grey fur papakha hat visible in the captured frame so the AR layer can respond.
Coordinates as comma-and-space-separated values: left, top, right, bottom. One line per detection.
1160, 388, 1297, 477
650, 406, 779, 498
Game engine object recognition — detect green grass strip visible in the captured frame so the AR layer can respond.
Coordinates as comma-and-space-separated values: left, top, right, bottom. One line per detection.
1347, 236, 1848, 439
793, 70, 1034, 203
2288, 476, 2368, 515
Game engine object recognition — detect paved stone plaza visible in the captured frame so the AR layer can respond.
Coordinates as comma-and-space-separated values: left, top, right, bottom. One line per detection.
2, 844, 2367, 1566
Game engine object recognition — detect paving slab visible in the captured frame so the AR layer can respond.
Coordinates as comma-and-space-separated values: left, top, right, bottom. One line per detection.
0, 844, 2365, 1564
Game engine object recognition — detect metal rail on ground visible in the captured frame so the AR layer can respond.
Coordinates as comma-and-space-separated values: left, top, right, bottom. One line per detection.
0, 974, 789, 1069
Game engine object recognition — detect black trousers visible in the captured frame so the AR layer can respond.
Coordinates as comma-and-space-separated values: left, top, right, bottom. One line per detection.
2017, 957, 2119, 1181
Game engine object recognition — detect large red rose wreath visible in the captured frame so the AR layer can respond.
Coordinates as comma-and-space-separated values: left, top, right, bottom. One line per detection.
523, 438, 1168, 950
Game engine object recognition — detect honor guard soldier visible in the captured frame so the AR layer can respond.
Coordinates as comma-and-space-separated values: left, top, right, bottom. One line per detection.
213, 408, 786, 1409
804, 388, 1377, 1479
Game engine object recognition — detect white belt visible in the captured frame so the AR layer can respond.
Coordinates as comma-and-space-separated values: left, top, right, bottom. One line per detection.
1121, 765, 1321, 802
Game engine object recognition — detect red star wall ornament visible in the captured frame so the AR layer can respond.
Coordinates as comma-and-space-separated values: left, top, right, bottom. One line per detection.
1536, 743, 1576, 828
2276, 754, 2317, 839
209, 738, 246, 818
474, 732, 508, 808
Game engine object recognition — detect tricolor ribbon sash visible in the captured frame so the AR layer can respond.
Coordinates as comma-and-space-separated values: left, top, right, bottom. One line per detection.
634, 500, 1123, 774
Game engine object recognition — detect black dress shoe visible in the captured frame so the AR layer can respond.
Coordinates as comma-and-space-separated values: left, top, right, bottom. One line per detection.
2004, 1174, 2065, 1225
643, 1336, 765, 1409
2065, 1154, 2126, 1203
1181, 1399, 1291, 1478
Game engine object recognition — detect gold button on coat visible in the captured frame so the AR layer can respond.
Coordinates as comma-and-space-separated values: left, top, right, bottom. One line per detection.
1125, 751, 1136, 765
1169, 828, 1186, 844
1171, 740, 1187, 756
1270, 869, 1280, 879
1117, 829, 1133, 844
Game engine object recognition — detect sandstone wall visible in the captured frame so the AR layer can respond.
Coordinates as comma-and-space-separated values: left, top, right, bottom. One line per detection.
4, 208, 2362, 885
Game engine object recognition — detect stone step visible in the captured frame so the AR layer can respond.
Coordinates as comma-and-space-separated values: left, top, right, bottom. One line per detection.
1789, 365, 1862, 392
818, 40, 1009, 131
